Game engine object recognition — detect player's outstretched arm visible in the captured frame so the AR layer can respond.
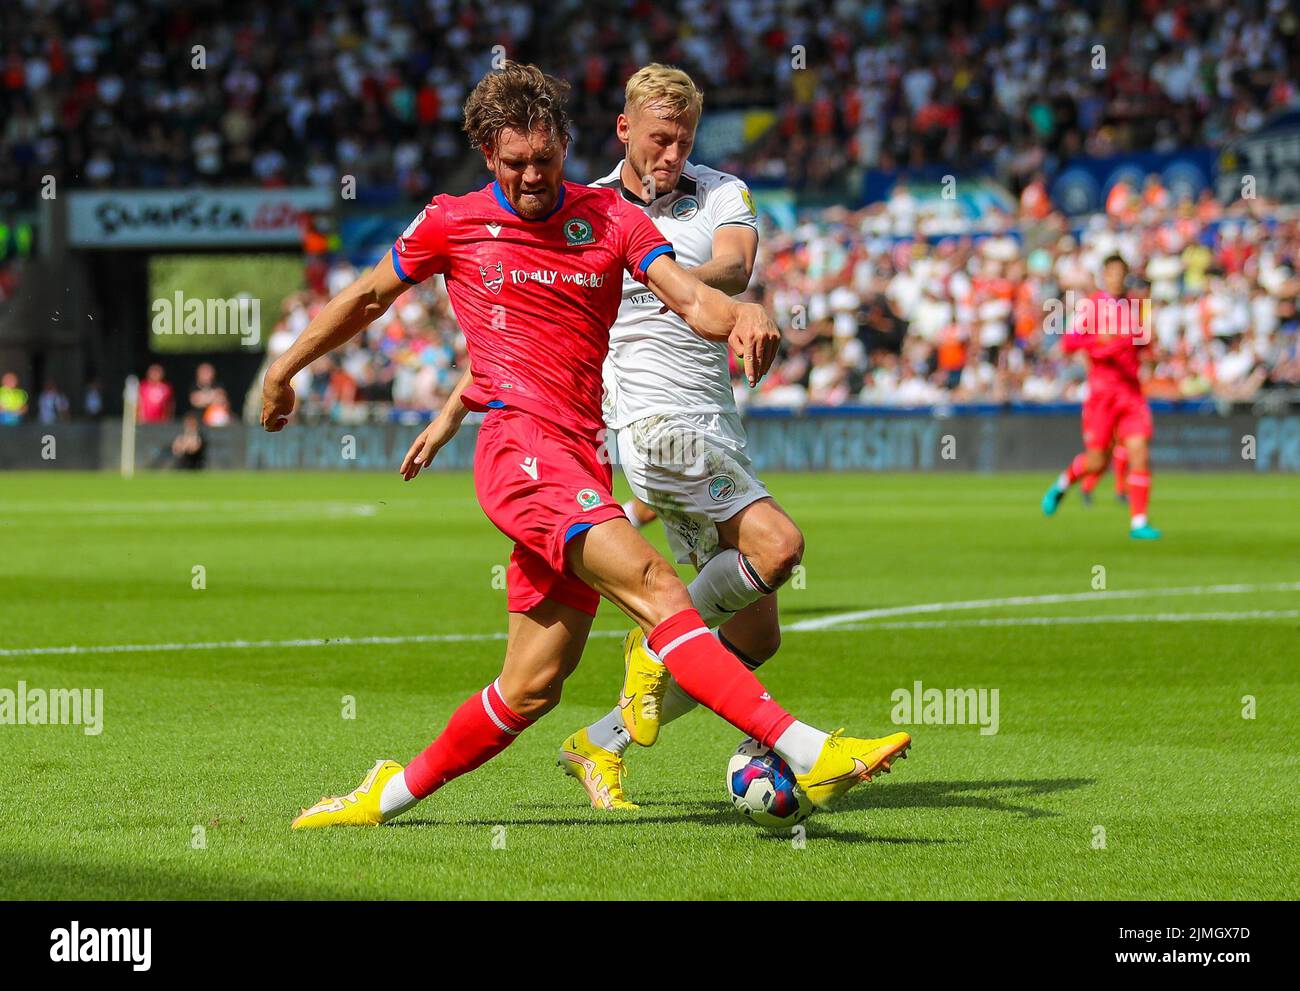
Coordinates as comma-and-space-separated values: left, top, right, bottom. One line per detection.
260, 253, 410, 431
643, 253, 779, 386
400, 363, 474, 481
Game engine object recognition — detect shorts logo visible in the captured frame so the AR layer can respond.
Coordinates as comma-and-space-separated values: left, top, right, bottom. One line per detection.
576, 488, 602, 510
708, 475, 736, 501
671, 196, 698, 220
673, 515, 701, 547
564, 218, 594, 246
479, 260, 503, 294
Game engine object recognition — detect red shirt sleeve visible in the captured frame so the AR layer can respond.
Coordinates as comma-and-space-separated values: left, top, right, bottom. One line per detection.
615, 199, 674, 284
391, 200, 449, 285
1092, 333, 1136, 359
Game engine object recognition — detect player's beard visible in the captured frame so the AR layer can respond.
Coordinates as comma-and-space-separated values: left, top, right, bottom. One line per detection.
516, 186, 555, 218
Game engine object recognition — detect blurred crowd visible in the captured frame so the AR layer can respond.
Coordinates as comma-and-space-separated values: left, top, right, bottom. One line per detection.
4, 191, 1298, 425
2, 0, 1296, 204
255, 260, 467, 422
2, 0, 1298, 422
745, 182, 1300, 409
12, 184, 1294, 426
247, 191, 1298, 420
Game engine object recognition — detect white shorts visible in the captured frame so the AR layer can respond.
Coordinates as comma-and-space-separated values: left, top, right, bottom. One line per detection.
616, 410, 770, 565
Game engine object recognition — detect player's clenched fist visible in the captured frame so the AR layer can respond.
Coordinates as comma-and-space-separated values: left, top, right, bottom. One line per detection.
728, 302, 781, 386
260, 372, 296, 432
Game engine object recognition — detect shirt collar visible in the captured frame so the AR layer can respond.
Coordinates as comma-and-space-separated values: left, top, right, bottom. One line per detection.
595, 159, 697, 205
491, 180, 568, 222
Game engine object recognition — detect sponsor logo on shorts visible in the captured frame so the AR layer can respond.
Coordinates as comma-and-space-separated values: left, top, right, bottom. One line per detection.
708, 474, 736, 501
671, 196, 698, 220
576, 488, 602, 510
564, 218, 594, 246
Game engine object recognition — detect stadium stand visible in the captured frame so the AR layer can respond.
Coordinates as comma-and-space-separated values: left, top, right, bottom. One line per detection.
0, 0, 1297, 421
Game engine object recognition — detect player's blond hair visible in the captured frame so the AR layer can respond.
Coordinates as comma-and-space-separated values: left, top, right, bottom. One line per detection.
463, 61, 571, 152
624, 64, 703, 122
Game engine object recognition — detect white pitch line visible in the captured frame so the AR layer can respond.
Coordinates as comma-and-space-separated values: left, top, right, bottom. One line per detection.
0, 500, 375, 513
0, 501, 380, 519
783, 582, 1300, 631
0, 629, 624, 659
1, 583, 1296, 659
828, 610, 1300, 633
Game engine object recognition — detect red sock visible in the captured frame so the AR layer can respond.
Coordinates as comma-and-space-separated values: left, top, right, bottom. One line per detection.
1127, 469, 1150, 520
404, 679, 532, 798
648, 609, 795, 748
1080, 469, 1100, 494
1063, 453, 1090, 486
1113, 446, 1130, 495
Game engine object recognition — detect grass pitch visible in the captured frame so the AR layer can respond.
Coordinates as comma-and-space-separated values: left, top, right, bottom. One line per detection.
1, 469, 1296, 900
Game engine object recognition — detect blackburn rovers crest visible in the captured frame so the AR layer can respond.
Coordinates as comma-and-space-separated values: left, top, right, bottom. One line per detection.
564, 218, 594, 246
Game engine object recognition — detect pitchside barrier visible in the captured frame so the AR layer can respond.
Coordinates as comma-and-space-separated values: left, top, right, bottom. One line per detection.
5, 408, 1299, 473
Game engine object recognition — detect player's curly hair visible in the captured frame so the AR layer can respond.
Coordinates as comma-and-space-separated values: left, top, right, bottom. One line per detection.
463, 61, 571, 153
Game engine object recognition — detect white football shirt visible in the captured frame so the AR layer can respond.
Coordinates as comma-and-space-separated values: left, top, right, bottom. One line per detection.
591, 160, 759, 429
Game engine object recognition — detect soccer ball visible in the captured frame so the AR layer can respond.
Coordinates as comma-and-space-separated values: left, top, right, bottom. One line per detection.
725, 738, 813, 830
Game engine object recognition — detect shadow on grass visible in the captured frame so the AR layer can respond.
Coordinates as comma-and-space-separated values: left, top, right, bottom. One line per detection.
835, 777, 1095, 818
390, 812, 956, 845
758, 828, 954, 846
394, 777, 1091, 832
389, 806, 737, 829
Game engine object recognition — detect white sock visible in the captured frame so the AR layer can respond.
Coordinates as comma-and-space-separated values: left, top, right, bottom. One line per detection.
1131, 513, 1147, 529
379, 768, 420, 818
660, 676, 699, 724
586, 706, 632, 756
773, 721, 829, 777
622, 499, 645, 527
1055, 472, 1070, 492
688, 549, 771, 628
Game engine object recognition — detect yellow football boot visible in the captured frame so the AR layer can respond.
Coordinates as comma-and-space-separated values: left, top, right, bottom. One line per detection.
795, 730, 912, 808
558, 728, 638, 810
618, 628, 669, 746
291, 759, 404, 829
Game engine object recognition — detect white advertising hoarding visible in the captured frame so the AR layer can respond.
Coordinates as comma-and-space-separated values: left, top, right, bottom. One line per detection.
67, 188, 334, 248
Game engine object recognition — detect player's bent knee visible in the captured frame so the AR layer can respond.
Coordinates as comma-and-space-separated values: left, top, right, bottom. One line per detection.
755, 524, 804, 588
772, 528, 805, 585
641, 556, 692, 621
499, 671, 566, 719
1125, 441, 1149, 472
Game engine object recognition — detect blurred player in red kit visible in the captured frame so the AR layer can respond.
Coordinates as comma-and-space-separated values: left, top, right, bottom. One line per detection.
1042, 255, 1161, 539
260, 63, 911, 829
1078, 442, 1129, 506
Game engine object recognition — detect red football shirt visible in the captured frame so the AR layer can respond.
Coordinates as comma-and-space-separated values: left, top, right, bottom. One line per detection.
391, 180, 673, 437
137, 380, 173, 423
1064, 290, 1147, 395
